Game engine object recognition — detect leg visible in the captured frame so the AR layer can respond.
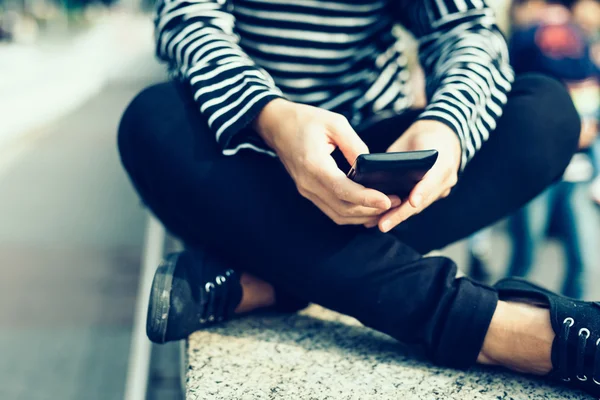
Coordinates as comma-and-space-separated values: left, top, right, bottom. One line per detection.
467, 228, 494, 283
351, 74, 580, 374
590, 140, 600, 204
119, 82, 497, 368
557, 183, 584, 299
507, 188, 553, 278
507, 207, 534, 278
558, 181, 600, 299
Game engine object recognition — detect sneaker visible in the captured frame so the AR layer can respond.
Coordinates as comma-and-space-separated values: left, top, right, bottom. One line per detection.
146, 249, 308, 344
495, 278, 600, 397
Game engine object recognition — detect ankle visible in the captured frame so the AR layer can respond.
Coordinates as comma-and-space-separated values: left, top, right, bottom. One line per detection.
478, 301, 554, 375
234, 273, 276, 313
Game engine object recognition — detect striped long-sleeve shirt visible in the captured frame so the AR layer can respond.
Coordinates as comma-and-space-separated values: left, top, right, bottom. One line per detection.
155, 0, 514, 169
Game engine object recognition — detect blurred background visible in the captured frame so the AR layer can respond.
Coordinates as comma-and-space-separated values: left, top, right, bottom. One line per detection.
0, 0, 598, 399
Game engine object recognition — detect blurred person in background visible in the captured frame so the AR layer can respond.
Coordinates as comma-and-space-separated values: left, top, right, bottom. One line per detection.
572, 0, 600, 44
571, 0, 600, 204
506, 0, 600, 299
0, 2, 39, 44
119, 0, 600, 396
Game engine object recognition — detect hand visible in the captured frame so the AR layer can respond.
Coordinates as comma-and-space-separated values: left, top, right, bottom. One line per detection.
254, 99, 399, 225
373, 119, 462, 233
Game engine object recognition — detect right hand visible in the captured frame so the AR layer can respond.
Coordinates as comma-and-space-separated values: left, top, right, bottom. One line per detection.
253, 99, 398, 225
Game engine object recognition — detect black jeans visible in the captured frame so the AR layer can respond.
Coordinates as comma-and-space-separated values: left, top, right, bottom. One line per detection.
118, 74, 579, 369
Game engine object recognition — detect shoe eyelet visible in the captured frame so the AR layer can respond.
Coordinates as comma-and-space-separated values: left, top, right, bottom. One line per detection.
594, 377, 600, 385
579, 328, 591, 339
205, 282, 215, 292
208, 315, 215, 322
216, 275, 226, 285
199, 318, 207, 324
577, 374, 588, 382
564, 317, 575, 327
562, 377, 571, 382
225, 269, 234, 277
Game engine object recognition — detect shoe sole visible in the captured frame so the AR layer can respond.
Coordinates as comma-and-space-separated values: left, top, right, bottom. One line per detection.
146, 254, 178, 344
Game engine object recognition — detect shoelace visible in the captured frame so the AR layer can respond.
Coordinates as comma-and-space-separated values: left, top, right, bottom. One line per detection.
559, 317, 600, 385
199, 269, 234, 324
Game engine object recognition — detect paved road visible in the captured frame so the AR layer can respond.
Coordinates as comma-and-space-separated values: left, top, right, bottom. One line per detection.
0, 64, 181, 399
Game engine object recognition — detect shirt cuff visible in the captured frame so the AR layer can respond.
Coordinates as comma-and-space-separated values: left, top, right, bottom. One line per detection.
217, 92, 284, 157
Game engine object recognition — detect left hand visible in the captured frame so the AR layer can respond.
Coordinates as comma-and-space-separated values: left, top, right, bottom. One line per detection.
371, 119, 462, 233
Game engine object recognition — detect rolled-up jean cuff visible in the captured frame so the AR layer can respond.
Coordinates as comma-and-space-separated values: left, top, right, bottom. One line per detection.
433, 278, 499, 369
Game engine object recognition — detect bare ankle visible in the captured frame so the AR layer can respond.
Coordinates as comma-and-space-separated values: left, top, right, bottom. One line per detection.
234, 273, 276, 313
478, 301, 554, 375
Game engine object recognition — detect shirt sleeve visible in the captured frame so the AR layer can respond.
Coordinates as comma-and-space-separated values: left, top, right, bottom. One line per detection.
154, 0, 283, 156
395, 0, 515, 169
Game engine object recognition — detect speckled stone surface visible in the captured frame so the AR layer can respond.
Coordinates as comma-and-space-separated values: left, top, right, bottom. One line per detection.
186, 305, 591, 400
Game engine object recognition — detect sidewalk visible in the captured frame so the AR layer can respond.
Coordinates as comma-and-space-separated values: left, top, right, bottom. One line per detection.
0, 13, 154, 149
186, 305, 587, 400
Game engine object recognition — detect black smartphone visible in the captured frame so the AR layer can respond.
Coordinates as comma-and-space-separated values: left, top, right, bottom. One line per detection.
347, 150, 438, 197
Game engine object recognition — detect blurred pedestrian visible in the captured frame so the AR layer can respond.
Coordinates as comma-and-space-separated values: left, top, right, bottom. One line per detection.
506, 0, 600, 299
571, 0, 600, 205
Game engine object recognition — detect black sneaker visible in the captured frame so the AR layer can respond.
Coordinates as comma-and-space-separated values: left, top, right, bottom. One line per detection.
147, 249, 308, 344
494, 278, 600, 397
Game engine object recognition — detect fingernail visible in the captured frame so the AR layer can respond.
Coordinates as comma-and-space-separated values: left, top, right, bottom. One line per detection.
412, 194, 423, 207
381, 220, 391, 232
390, 197, 402, 208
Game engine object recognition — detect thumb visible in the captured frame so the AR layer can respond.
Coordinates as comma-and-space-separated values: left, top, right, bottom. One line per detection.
329, 115, 369, 165
386, 133, 411, 153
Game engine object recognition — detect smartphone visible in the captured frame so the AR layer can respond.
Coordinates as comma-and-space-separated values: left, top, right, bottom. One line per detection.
347, 150, 438, 197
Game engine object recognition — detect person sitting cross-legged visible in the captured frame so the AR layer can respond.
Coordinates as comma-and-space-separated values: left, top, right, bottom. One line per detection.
118, 0, 600, 397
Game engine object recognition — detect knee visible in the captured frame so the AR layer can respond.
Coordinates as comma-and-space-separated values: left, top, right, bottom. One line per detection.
507, 74, 581, 185
512, 74, 581, 175
117, 82, 177, 170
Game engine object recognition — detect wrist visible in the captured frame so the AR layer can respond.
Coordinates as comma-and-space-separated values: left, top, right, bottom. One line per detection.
416, 119, 461, 167
252, 98, 293, 149
412, 118, 458, 140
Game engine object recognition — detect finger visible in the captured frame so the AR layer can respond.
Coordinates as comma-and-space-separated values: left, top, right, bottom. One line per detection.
354, 196, 401, 221
364, 220, 379, 229
310, 193, 381, 225
341, 203, 391, 217
408, 166, 449, 209
328, 115, 369, 166
378, 169, 452, 232
378, 202, 419, 233
317, 156, 391, 210
304, 192, 341, 222
389, 195, 402, 208
386, 134, 412, 153
316, 183, 389, 218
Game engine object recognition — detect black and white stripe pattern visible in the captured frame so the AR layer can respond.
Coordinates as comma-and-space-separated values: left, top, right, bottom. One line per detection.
155, 0, 514, 168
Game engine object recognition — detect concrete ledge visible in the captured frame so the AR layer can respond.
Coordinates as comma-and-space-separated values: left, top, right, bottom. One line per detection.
186, 305, 588, 400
